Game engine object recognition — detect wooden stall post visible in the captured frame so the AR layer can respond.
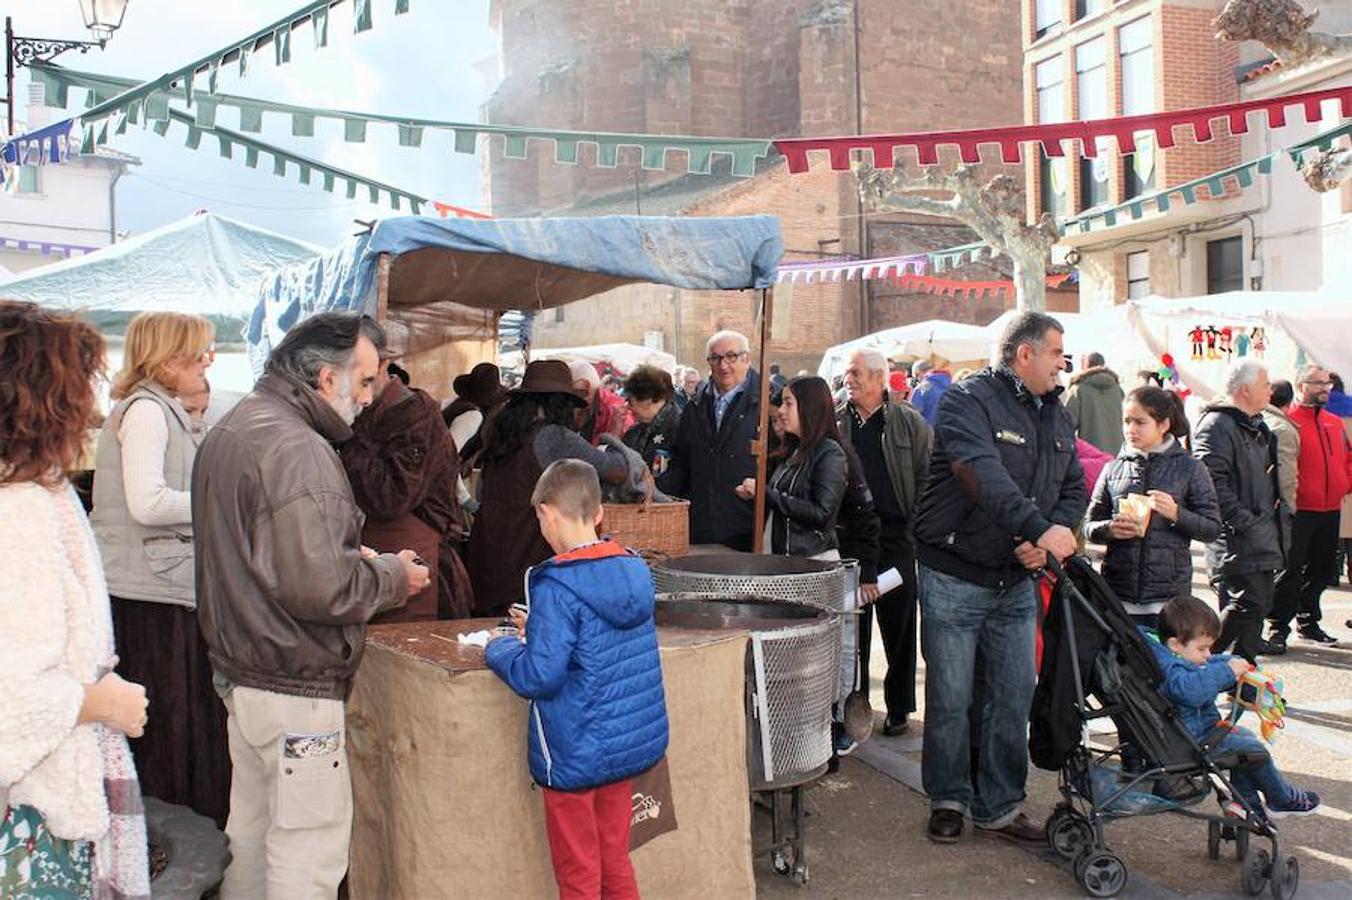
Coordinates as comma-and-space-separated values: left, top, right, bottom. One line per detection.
375, 252, 392, 323
751, 287, 774, 554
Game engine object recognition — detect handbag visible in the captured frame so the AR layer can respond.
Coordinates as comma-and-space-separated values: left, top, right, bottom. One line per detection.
628, 757, 678, 851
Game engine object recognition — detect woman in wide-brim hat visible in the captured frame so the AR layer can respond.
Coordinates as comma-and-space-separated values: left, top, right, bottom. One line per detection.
443, 362, 508, 458
466, 359, 628, 616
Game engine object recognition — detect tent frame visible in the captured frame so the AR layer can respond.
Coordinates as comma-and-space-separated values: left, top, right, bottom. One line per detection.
372, 249, 778, 554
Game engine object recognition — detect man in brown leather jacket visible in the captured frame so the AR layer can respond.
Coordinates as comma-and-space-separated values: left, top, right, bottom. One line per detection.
193, 313, 429, 899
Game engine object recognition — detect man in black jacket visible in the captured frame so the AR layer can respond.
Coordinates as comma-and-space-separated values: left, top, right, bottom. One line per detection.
837, 347, 932, 737
915, 311, 1085, 846
659, 330, 760, 550
1194, 359, 1285, 661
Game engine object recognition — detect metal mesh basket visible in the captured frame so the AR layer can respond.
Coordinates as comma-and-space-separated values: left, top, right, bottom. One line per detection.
652, 553, 848, 613
750, 617, 840, 788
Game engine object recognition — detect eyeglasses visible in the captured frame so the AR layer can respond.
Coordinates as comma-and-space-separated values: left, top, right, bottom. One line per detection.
196, 344, 216, 365
706, 350, 748, 367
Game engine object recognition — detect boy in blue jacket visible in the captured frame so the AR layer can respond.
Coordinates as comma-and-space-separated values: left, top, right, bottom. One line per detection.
486, 459, 669, 899
1145, 596, 1319, 819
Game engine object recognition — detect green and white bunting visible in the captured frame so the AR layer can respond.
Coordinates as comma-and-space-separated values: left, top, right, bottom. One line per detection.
37, 64, 775, 178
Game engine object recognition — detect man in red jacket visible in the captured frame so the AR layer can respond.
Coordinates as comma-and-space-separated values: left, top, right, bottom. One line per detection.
1267, 365, 1352, 650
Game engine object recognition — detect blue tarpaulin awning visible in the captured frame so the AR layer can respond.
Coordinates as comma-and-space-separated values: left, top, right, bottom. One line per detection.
248, 213, 781, 368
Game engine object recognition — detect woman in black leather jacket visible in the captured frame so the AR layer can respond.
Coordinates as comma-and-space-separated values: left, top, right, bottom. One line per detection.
738, 376, 848, 559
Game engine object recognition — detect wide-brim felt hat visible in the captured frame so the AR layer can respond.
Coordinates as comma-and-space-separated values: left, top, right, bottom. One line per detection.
452, 362, 507, 407
510, 359, 587, 406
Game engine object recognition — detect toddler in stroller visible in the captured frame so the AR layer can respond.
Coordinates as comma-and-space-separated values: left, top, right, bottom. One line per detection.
1147, 596, 1320, 821
1030, 557, 1310, 899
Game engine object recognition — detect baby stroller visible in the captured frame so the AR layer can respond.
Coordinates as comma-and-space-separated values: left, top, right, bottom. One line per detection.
1029, 556, 1300, 899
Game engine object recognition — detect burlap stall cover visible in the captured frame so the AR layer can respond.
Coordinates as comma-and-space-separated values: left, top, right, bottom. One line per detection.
346, 634, 754, 898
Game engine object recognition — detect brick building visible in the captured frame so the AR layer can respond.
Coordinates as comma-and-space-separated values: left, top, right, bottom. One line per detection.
482, 0, 1030, 372
1026, 0, 1352, 310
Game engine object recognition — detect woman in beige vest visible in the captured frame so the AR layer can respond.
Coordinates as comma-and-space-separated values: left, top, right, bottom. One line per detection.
91, 311, 230, 828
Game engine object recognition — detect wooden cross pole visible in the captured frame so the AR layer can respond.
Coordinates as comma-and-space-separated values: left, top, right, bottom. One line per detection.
751, 286, 774, 553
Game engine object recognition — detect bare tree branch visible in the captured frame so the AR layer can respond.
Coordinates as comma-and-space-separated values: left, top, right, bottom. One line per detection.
1300, 146, 1352, 191
855, 162, 1057, 311
1215, 0, 1352, 66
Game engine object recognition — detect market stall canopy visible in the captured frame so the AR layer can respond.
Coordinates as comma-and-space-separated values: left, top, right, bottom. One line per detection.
817, 319, 992, 381
0, 212, 322, 318
501, 343, 679, 376
248, 214, 782, 370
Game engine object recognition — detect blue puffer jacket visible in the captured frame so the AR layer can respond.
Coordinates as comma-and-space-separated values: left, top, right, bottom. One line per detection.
1141, 628, 1237, 742
485, 541, 669, 790
910, 371, 952, 425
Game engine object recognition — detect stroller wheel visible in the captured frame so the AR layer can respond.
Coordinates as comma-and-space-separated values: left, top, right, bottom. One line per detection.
1241, 848, 1272, 896
1207, 821, 1222, 860
1047, 809, 1093, 860
1269, 854, 1298, 900
1076, 850, 1128, 898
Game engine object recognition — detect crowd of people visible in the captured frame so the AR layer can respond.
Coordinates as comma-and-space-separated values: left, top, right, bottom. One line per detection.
4, 296, 1349, 897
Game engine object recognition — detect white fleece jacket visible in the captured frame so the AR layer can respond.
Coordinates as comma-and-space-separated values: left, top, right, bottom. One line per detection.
0, 480, 113, 841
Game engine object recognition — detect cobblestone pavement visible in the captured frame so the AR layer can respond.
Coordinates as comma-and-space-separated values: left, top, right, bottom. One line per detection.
755, 552, 1352, 898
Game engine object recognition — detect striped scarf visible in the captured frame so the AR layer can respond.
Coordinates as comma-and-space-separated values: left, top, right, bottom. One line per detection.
58, 484, 150, 900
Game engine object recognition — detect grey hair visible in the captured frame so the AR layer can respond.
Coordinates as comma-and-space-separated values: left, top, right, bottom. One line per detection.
998, 311, 1064, 366
706, 329, 750, 357
850, 347, 888, 374
912, 359, 933, 377
1087, 352, 1106, 367
1224, 358, 1268, 396
265, 313, 385, 389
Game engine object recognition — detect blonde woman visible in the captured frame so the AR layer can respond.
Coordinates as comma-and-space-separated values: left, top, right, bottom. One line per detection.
90, 311, 229, 827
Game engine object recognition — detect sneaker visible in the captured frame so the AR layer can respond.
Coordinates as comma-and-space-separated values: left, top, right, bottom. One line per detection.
1297, 626, 1340, 646
1266, 789, 1321, 819
833, 724, 858, 757
1262, 633, 1288, 655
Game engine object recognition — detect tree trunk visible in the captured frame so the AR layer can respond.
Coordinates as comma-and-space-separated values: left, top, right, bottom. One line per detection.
1011, 249, 1046, 312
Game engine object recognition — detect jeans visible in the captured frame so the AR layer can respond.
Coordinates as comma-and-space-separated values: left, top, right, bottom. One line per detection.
1214, 570, 1275, 663
1214, 726, 1296, 811
920, 564, 1037, 827
1269, 510, 1341, 634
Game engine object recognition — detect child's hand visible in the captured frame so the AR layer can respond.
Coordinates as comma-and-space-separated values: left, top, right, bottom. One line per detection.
1228, 657, 1250, 680
1147, 490, 1179, 522
509, 605, 528, 638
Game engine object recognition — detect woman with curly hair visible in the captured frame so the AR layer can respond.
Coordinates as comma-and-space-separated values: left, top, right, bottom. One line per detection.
0, 300, 150, 899
90, 311, 230, 827
621, 365, 682, 477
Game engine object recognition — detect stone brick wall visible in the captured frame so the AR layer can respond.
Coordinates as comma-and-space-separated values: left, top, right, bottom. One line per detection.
493, 0, 1029, 369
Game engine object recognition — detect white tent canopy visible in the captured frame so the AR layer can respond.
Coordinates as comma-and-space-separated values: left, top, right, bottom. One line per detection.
818, 319, 992, 381
501, 343, 678, 376
0, 212, 322, 317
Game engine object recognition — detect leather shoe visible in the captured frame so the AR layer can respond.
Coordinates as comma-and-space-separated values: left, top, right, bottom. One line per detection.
975, 812, 1045, 845
882, 714, 910, 737
927, 809, 964, 844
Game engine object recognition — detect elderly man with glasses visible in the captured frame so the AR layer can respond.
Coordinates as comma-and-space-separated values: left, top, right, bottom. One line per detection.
1266, 365, 1352, 650
658, 330, 762, 551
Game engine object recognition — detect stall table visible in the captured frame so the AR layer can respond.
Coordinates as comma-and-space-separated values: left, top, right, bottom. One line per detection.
347, 619, 755, 898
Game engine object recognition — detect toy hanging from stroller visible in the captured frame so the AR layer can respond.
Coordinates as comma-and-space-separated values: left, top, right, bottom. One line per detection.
1028, 556, 1300, 899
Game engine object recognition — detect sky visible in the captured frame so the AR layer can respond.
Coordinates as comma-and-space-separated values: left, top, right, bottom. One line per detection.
11, 0, 498, 246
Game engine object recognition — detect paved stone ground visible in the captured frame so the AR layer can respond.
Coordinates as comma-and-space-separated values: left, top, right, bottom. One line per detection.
754, 552, 1352, 898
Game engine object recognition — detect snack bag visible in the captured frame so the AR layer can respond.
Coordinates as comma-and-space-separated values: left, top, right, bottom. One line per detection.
1116, 493, 1153, 536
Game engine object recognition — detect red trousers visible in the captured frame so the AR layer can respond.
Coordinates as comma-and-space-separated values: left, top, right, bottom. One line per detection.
542, 779, 639, 900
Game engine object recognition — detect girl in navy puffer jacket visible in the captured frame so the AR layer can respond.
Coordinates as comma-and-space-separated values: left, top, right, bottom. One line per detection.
1086, 387, 1222, 626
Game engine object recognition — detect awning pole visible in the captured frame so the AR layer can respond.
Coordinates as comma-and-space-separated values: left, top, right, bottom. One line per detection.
751, 287, 774, 554
375, 252, 391, 323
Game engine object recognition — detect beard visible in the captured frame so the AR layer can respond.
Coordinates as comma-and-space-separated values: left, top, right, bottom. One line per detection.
329, 373, 361, 425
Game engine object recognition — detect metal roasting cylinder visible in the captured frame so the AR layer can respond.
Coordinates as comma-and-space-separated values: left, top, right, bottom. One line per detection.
655, 593, 839, 790
651, 552, 849, 613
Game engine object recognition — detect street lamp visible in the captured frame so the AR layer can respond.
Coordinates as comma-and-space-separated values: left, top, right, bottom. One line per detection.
4, 0, 130, 136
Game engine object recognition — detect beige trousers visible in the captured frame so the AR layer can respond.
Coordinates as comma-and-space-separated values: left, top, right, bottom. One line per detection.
220, 686, 352, 900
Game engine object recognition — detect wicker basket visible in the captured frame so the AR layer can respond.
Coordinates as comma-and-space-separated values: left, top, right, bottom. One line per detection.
601, 474, 690, 557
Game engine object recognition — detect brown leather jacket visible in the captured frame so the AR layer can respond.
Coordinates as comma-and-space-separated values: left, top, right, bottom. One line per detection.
192, 373, 409, 700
